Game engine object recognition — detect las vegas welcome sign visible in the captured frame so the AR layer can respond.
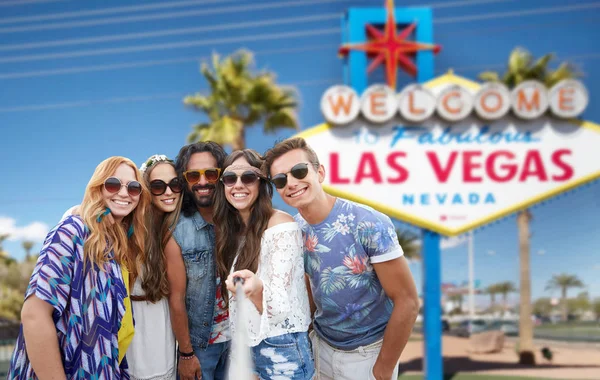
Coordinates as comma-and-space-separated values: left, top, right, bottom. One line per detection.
298, 73, 600, 236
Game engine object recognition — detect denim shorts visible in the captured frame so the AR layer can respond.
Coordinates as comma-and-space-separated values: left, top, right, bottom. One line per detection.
251, 331, 315, 380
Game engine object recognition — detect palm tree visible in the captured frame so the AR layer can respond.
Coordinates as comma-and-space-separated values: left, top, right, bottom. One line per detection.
22, 240, 34, 261
395, 229, 420, 261
0, 233, 13, 264
485, 284, 499, 310
516, 209, 534, 365
478, 47, 580, 366
183, 49, 299, 150
448, 293, 464, 312
495, 281, 517, 312
546, 274, 584, 322
478, 47, 581, 88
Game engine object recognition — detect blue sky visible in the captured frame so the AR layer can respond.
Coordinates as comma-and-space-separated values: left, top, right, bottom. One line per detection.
0, 0, 598, 306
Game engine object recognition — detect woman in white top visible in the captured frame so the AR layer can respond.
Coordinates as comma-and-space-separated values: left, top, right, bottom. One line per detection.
126, 154, 183, 380
213, 149, 314, 380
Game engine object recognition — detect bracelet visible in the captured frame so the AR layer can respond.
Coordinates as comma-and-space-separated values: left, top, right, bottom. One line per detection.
179, 354, 196, 360
178, 349, 195, 358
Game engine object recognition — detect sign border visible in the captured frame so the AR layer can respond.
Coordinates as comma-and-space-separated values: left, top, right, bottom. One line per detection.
296, 72, 600, 237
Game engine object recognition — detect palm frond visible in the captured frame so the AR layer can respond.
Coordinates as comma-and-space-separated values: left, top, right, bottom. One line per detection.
478, 71, 500, 82
182, 48, 299, 148
395, 229, 421, 261
264, 109, 299, 133
545, 62, 581, 87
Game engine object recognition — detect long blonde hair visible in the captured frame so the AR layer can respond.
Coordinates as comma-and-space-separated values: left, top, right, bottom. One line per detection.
141, 161, 183, 302
78, 156, 150, 281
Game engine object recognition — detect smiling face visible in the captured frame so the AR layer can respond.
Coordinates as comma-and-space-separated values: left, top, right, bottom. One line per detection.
186, 152, 219, 209
269, 148, 325, 210
149, 163, 181, 214
223, 157, 261, 219
101, 163, 141, 223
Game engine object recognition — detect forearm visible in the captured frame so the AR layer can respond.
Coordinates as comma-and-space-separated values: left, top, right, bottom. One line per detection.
248, 289, 264, 314
305, 274, 316, 318
169, 296, 194, 353
22, 315, 66, 380
376, 298, 419, 372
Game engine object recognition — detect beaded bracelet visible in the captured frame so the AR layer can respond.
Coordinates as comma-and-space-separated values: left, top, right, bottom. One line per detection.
178, 349, 195, 359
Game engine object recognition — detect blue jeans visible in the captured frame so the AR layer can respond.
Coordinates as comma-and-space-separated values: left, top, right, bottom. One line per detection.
251, 332, 315, 380
194, 341, 230, 380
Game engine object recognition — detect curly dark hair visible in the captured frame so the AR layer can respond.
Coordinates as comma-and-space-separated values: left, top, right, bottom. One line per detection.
174, 141, 227, 217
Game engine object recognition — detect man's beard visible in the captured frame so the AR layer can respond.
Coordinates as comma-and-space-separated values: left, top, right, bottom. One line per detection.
192, 184, 215, 208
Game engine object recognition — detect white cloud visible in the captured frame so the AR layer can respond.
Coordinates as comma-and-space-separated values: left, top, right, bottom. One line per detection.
440, 235, 468, 250
0, 217, 49, 242
409, 235, 468, 251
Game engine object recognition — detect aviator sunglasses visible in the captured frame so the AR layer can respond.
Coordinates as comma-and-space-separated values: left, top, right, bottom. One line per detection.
104, 177, 143, 196
220, 171, 262, 187
149, 178, 184, 196
183, 168, 221, 184
271, 162, 311, 189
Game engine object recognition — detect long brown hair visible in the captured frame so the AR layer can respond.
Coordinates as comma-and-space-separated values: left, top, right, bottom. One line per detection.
141, 161, 183, 303
214, 149, 274, 304
79, 156, 150, 282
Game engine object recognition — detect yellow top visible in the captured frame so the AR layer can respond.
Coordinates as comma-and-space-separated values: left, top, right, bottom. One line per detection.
117, 264, 135, 364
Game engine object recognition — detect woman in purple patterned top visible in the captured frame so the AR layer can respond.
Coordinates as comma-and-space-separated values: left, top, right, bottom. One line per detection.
7, 156, 150, 379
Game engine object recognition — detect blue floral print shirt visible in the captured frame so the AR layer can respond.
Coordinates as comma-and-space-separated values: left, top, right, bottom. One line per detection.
295, 198, 404, 350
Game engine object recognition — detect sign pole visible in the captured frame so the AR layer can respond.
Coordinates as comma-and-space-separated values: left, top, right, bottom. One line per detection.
422, 229, 442, 380
343, 6, 439, 379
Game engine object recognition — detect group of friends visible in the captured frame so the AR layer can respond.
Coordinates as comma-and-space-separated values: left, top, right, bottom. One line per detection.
6, 137, 420, 380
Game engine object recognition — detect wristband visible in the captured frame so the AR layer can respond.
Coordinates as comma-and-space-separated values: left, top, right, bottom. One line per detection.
178, 349, 195, 358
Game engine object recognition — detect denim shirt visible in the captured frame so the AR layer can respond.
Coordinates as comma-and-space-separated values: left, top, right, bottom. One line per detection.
172, 211, 216, 349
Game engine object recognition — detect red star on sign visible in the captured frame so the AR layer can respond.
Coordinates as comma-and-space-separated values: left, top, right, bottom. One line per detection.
338, 0, 441, 89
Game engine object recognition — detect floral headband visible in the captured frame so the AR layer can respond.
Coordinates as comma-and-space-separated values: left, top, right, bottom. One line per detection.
140, 154, 172, 172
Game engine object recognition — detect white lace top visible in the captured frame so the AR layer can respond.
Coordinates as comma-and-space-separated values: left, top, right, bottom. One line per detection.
229, 222, 311, 347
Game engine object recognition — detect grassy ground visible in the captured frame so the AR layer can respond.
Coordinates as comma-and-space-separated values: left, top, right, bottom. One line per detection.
426, 321, 600, 342
399, 375, 570, 380
533, 322, 600, 341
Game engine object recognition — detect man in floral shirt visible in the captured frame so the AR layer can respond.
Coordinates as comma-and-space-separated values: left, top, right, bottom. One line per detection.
264, 137, 420, 380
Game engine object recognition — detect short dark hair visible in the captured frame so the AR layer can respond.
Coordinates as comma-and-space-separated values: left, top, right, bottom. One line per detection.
174, 141, 227, 217
263, 137, 320, 176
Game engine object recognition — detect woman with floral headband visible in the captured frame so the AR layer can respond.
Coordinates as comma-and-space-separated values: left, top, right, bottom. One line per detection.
7, 156, 150, 379
126, 154, 184, 380
214, 149, 314, 380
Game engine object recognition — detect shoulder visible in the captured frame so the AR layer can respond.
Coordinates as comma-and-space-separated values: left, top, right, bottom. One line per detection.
55, 215, 88, 240
264, 210, 301, 236
267, 209, 295, 228
345, 199, 392, 225
172, 212, 193, 236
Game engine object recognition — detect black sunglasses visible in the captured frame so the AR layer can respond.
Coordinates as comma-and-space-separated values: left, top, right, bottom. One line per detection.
149, 178, 184, 196
104, 177, 143, 196
271, 163, 311, 189
221, 171, 262, 187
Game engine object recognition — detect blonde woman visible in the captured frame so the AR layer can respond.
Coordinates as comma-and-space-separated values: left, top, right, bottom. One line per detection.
126, 154, 183, 380
7, 156, 150, 379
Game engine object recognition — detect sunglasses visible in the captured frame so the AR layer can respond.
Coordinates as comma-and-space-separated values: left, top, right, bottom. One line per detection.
104, 177, 143, 196
149, 178, 184, 196
221, 171, 262, 187
271, 162, 311, 189
183, 168, 221, 184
